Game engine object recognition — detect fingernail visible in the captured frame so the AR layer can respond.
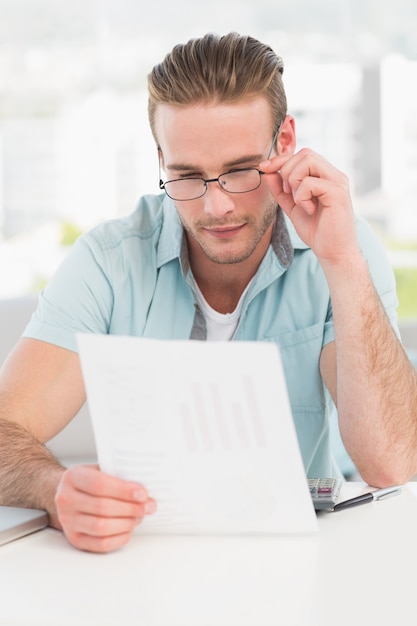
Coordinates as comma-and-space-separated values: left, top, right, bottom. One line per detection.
133, 489, 147, 502
145, 500, 157, 514
259, 159, 270, 167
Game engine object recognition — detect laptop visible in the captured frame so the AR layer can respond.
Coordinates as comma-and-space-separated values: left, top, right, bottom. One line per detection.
0, 506, 48, 546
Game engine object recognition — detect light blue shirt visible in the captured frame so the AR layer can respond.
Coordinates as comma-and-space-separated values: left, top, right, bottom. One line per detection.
24, 194, 399, 478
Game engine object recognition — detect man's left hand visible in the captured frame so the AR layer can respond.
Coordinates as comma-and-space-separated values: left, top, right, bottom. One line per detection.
259, 148, 360, 266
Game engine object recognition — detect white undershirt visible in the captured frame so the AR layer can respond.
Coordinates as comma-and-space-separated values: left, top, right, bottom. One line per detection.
193, 279, 254, 341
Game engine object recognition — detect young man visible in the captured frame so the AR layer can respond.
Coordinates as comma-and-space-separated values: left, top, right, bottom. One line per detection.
1, 32, 416, 553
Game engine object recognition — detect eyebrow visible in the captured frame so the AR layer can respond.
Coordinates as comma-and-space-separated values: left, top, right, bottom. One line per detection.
165, 152, 265, 173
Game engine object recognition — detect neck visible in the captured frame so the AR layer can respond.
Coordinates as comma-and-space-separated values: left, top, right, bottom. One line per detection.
194, 269, 253, 314
188, 235, 271, 314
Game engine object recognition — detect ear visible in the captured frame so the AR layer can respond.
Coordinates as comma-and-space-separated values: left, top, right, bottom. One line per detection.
277, 115, 296, 156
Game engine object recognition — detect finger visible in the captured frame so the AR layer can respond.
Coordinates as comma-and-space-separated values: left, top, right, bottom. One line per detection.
280, 150, 347, 194
62, 500, 156, 552
260, 153, 315, 197
260, 170, 297, 219
69, 511, 142, 538
58, 503, 139, 552
66, 528, 135, 554
56, 485, 156, 519
261, 149, 346, 196
261, 170, 284, 198
291, 177, 322, 215
63, 464, 149, 503
258, 154, 292, 173
292, 176, 350, 214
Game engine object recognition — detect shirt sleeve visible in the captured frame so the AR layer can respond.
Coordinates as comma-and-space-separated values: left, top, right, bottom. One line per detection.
23, 234, 114, 353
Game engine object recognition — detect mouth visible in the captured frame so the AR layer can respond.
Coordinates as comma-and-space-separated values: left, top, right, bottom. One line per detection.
204, 224, 246, 239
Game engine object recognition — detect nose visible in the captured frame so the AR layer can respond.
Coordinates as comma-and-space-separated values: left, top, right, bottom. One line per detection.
203, 182, 236, 219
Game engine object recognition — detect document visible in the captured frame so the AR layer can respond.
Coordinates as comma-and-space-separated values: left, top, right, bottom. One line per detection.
77, 334, 318, 535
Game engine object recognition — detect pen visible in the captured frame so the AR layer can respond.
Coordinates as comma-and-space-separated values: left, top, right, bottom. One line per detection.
332, 485, 402, 511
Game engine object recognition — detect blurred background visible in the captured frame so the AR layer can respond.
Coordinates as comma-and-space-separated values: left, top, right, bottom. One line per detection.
0, 0, 416, 319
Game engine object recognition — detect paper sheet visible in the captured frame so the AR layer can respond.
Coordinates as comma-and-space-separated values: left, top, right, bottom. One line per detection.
77, 334, 318, 535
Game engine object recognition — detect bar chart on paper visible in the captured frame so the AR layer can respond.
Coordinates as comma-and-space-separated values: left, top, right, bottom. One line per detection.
179, 375, 268, 453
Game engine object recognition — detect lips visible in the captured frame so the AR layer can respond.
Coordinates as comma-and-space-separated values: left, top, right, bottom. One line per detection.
204, 224, 245, 238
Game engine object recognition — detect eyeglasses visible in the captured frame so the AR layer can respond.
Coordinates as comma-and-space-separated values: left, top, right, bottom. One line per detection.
158, 124, 281, 202
159, 168, 265, 201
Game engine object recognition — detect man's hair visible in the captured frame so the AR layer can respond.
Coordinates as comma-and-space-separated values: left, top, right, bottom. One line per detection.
147, 32, 287, 143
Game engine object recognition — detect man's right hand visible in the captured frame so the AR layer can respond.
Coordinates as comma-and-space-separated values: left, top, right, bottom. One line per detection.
54, 464, 157, 553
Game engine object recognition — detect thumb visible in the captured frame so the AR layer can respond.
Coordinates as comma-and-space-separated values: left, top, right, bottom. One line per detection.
262, 171, 295, 215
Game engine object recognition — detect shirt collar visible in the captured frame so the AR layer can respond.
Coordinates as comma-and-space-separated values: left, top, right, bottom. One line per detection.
281, 212, 310, 252
156, 196, 184, 269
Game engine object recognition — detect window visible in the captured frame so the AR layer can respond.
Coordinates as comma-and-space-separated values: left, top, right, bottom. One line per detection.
1, 0, 416, 314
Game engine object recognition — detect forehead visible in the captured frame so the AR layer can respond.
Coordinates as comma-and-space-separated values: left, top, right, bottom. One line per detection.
155, 97, 274, 165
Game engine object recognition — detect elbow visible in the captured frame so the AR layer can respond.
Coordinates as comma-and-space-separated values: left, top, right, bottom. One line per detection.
358, 457, 417, 489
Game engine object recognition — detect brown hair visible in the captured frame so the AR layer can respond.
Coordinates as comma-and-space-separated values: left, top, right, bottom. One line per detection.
147, 32, 287, 142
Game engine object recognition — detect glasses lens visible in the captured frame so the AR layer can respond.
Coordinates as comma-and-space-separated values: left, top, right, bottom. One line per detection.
219, 169, 262, 193
162, 168, 262, 200
164, 178, 206, 201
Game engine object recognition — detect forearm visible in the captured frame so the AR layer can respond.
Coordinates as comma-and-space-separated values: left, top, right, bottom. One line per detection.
325, 255, 417, 486
0, 418, 66, 528
261, 148, 417, 483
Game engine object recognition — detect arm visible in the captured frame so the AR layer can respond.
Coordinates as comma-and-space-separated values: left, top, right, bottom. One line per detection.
319, 258, 417, 486
261, 147, 417, 487
0, 338, 156, 552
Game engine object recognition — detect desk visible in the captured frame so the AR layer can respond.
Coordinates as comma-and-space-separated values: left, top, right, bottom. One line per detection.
0, 482, 416, 626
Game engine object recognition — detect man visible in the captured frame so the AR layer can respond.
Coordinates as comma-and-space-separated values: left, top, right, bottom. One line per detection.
1, 32, 416, 553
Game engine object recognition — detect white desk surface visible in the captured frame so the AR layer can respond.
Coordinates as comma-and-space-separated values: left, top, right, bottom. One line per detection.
1, 481, 416, 626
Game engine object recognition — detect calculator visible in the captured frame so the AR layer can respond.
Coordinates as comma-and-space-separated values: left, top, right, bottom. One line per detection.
308, 478, 343, 511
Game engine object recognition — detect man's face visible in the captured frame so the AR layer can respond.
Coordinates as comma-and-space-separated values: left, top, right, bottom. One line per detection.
155, 97, 280, 266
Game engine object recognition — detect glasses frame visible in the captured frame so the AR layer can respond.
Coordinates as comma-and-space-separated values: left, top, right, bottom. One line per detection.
158, 123, 282, 202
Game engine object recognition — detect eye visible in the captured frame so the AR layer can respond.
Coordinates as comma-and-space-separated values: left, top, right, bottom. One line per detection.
226, 167, 255, 175
226, 167, 255, 177
179, 174, 202, 180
